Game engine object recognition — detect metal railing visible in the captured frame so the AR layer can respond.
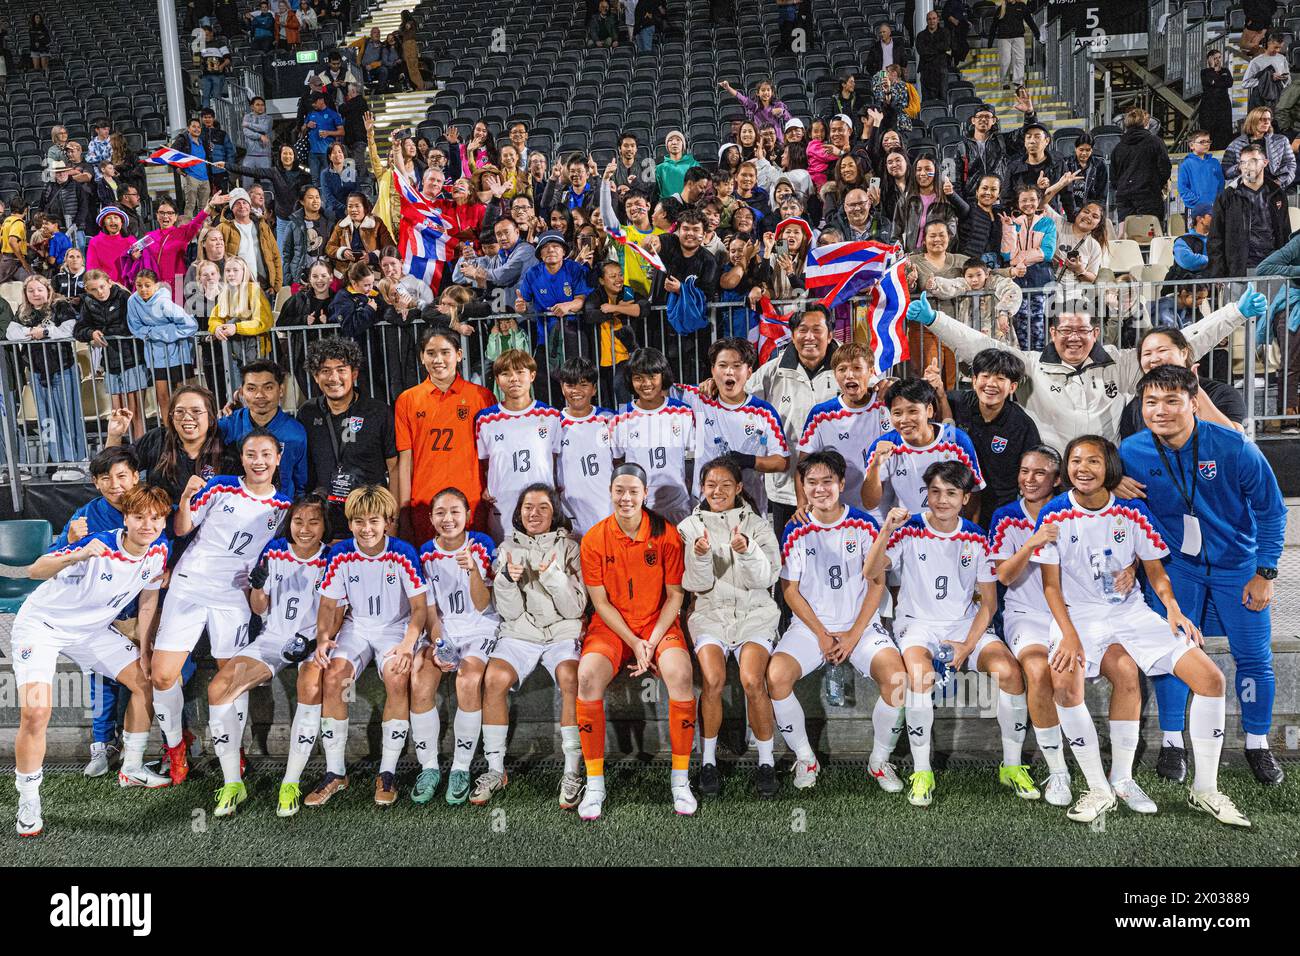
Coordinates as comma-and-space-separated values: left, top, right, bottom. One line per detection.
1070, 37, 1092, 122
1149, 0, 1169, 72
1166, 5, 1188, 85
2, 274, 1295, 506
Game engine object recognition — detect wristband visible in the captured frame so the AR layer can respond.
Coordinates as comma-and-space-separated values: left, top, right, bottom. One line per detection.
733, 452, 758, 470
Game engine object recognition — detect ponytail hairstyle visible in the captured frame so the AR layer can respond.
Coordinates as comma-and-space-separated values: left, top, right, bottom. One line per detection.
697, 453, 757, 513
284, 490, 332, 543
610, 462, 665, 536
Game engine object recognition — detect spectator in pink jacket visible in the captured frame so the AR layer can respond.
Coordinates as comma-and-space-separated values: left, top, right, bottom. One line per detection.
85, 207, 136, 284
719, 78, 792, 147
805, 115, 856, 189
139, 192, 229, 299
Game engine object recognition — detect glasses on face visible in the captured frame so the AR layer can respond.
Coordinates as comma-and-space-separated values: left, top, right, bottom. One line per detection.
1054, 326, 1095, 339
845, 201, 870, 209
172, 407, 208, 421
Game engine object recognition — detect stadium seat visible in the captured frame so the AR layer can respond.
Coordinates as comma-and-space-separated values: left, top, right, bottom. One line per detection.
1102, 239, 1146, 276
0, 520, 53, 614
1290, 207, 1300, 232
1148, 235, 1175, 268
1123, 214, 1164, 244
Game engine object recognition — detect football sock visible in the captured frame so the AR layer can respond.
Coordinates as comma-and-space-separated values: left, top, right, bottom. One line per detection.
234, 691, 250, 743
121, 731, 150, 773
1056, 702, 1110, 793
379, 719, 409, 775
15, 768, 42, 800
1189, 694, 1226, 793
755, 736, 775, 767
668, 699, 696, 772
889, 707, 907, 751
870, 698, 902, 765
998, 690, 1029, 767
153, 681, 184, 748
320, 716, 348, 776
1163, 730, 1185, 748
284, 704, 320, 785
560, 724, 582, 774
482, 724, 508, 774
1245, 733, 1270, 750
701, 735, 718, 765
1107, 719, 1140, 784
1033, 724, 1068, 775
451, 709, 482, 772
771, 692, 814, 762
409, 708, 440, 769
905, 689, 934, 774
208, 701, 241, 785
576, 699, 606, 777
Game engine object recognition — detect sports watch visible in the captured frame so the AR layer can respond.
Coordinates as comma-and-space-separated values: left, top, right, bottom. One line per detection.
1255, 567, 1278, 580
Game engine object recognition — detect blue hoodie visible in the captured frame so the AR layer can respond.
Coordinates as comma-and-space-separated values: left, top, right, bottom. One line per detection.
1176, 153, 1225, 210
50, 495, 125, 552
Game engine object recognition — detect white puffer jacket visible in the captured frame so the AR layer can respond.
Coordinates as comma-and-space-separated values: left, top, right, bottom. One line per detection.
677, 501, 781, 648
491, 528, 587, 645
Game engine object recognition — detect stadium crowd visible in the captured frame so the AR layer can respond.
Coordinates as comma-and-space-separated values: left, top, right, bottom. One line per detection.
0, 0, 1293, 838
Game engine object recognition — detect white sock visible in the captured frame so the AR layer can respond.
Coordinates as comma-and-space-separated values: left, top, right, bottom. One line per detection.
379, 719, 409, 775
209, 701, 241, 784
889, 707, 907, 750
771, 693, 814, 762
121, 731, 149, 772
320, 716, 348, 776
410, 708, 441, 769
482, 724, 508, 774
586, 774, 606, 795
284, 704, 321, 786
1033, 724, 1068, 774
998, 690, 1029, 767
905, 689, 934, 773
870, 698, 902, 765
1163, 730, 1185, 748
561, 724, 582, 774
1108, 719, 1140, 784
755, 736, 775, 767
671, 767, 689, 788
702, 735, 718, 765
152, 681, 184, 747
451, 708, 482, 772
1245, 732, 1270, 750
1189, 694, 1226, 793
15, 768, 43, 798
234, 690, 250, 744
1056, 702, 1111, 794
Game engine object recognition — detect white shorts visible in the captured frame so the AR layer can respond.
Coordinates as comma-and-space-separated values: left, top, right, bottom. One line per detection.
153, 592, 251, 658
9, 619, 139, 688
332, 618, 409, 678
692, 632, 775, 660
896, 617, 1001, 671
1048, 601, 1194, 680
489, 635, 579, 687
774, 617, 898, 679
415, 627, 495, 668
1002, 608, 1053, 659
230, 632, 294, 679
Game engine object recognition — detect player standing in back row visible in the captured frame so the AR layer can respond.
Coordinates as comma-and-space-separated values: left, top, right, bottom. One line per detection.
610, 348, 696, 523
554, 357, 616, 535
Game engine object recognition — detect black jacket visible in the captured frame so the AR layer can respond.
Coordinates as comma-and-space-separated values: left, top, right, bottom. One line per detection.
1208, 177, 1290, 278
1059, 156, 1109, 220
952, 115, 1034, 200
1109, 127, 1171, 206
74, 285, 139, 374
226, 159, 311, 222
915, 27, 952, 72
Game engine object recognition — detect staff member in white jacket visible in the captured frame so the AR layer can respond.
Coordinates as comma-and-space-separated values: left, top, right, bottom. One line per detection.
905, 286, 1266, 453
678, 455, 782, 800
481, 483, 589, 810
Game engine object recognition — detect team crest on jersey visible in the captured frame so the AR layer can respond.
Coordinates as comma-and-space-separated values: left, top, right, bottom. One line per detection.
457, 406, 469, 421
386, 571, 397, 585
344, 417, 364, 434
267, 515, 279, 530
991, 436, 1008, 454
1113, 522, 1127, 544
670, 423, 681, 437
1198, 460, 1217, 480
960, 550, 972, 568
744, 423, 756, 436
845, 539, 857, 553
644, 549, 658, 567
20, 647, 31, 660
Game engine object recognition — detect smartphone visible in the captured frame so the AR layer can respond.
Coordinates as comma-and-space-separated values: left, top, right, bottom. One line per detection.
869, 176, 882, 191
578, 234, 593, 248
941, 158, 956, 183
773, 239, 789, 258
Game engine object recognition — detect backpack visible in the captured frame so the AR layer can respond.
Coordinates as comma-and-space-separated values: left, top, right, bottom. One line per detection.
904, 82, 921, 119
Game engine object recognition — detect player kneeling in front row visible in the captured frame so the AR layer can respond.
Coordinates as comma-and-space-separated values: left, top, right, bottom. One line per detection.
769, 450, 907, 795
868, 461, 1034, 808
412, 488, 497, 806
13, 486, 174, 837
307, 486, 430, 807
679, 456, 783, 799
205, 493, 332, 817
479, 484, 587, 808
577, 463, 695, 820
1037, 436, 1249, 827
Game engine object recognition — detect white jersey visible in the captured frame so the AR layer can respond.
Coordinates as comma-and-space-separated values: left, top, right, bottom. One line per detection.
556, 408, 616, 536
677, 384, 788, 515
865, 422, 985, 514
609, 397, 695, 523
419, 532, 501, 637
16, 530, 168, 634
1032, 491, 1169, 612
257, 538, 328, 641
987, 498, 1044, 615
171, 476, 294, 608
779, 505, 880, 631
798, 396, 891, 515
474, 401, 563, 533
885, 513, 996, 624
320, 536, 427, 631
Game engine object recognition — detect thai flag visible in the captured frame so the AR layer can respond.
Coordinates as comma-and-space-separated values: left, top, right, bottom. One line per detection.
863, 259, 911, 373
393, 170, 454, 288
598, 180, 666, 272
143, 146, 205, 170
805, 239, 897, 309
750, 296, 793, 365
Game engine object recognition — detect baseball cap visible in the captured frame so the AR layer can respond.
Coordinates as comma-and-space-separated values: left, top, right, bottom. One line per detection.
1190, 202, 1214, 220
784, 117, 805, 131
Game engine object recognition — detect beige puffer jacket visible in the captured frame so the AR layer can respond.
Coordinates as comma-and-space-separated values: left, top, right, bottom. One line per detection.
677, 502, 781, 648
491, 528, 587, 645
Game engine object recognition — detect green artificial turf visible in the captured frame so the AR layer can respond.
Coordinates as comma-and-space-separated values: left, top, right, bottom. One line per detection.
3, 761, 1296, 867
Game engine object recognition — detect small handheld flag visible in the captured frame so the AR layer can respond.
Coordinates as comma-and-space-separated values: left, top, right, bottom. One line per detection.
142, 147, 208, 170
599, 179, 666, 273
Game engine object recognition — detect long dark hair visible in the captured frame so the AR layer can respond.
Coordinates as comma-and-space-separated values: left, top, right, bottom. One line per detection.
155, 384, 225, 495
511, 482, 572, 534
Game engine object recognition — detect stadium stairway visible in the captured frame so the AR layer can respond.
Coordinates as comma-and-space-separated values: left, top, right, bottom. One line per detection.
962, 46, 1080, 130
343, 0, 442, 143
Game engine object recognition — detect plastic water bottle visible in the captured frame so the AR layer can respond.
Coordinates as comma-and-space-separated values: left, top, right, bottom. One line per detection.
824, 663, 854, 707
1094, 548, 1127, 605
932, 642, 956, 691
434, 637, 458, 665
